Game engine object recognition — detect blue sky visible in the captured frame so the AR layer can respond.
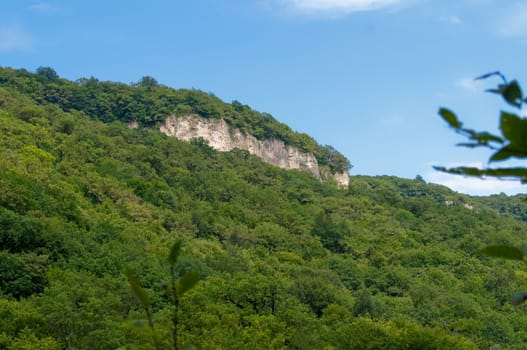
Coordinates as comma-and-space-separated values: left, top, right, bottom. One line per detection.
1, 0, 527, 195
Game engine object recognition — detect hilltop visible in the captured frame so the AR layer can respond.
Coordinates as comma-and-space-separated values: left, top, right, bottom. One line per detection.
0, 67, 351, 183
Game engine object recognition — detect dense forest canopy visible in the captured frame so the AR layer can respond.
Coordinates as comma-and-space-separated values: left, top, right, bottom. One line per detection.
2, 66, 527, 349
0, 66, 351, 174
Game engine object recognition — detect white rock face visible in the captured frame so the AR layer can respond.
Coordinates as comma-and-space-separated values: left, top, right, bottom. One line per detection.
332, 171, 350, 187
159, 115, 350, 186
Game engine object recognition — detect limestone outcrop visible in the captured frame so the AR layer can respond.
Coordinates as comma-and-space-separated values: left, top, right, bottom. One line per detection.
159, 115, 349, 187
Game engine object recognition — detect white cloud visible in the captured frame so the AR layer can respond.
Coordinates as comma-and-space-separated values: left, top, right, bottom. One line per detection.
30, 2, 58, 14
275, 0, 401, 15
426, 162, 526, 196
498, 5, 527, 37
379, 114, 404, 127
0, 26, 33, 52
439, 15, 461, 24
290, 0, 398, 11
456, 77, 484, 92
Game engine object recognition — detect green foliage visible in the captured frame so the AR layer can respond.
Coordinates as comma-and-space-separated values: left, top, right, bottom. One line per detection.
316, 145, 353, 173
4, 327, 61, 350
0, 66, 351, 174
136, 76, 160, 88
0, 252, 47, 299
0, 207, 44, 252
168, 240, 183, 265
479, 245, 526, 261
437, 72, 527, 181
125, 266, 152, 309
511, 291, 527, 306
328, 317, 478, 350
438, 72, 527, 309
36, 66, 59, 82
3, 66, 527, 348
176, 270, 199, 297
127, 240, 199, 350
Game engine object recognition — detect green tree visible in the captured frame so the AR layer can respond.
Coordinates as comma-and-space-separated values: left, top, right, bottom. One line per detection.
136, 76, 159, 88
36, 66, 59, 82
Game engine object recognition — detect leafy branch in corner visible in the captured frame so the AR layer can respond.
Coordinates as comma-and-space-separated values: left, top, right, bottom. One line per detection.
478, 245, 527, 306
438, 72, 527, 305
125, 240, 200, 350
436, 71, 527, 182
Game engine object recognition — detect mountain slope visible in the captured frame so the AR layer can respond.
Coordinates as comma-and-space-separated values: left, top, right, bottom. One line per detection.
1, 67, 527, 349
0, 67, 351, 178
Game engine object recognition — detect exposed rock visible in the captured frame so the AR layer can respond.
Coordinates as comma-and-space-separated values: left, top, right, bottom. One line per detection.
332, 171, 350, 187
158, 115, 349, 186
464, 203, 474, 210
320, 167, 350, 187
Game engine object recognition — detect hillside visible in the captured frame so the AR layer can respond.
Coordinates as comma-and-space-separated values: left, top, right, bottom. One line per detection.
1, 67, 527, 349
157, 115, 349, 186
0, 67, 351, 178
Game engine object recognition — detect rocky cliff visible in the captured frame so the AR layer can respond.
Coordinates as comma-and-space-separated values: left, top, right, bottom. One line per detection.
159, 116, 349, 187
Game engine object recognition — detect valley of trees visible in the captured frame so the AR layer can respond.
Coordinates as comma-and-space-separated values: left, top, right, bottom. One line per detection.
1, 67, 527, 349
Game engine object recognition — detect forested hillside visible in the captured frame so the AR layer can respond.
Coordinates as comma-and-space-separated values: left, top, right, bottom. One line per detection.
0, 67, 351, 175
1, 67, 527, 349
